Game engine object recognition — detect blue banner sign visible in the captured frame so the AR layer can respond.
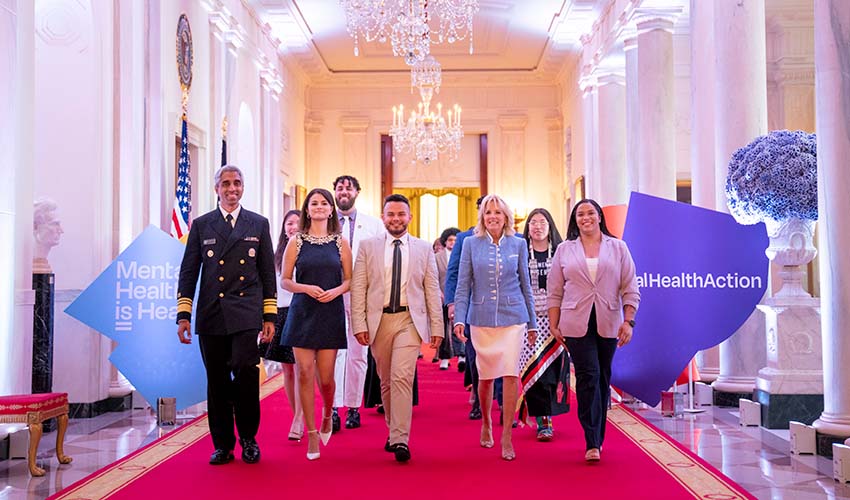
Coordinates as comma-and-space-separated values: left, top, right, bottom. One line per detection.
614, 193, 769, 406
65, 225, 206, 410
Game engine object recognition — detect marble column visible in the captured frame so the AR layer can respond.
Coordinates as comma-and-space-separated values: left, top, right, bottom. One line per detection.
623, 36, 640, 196
636, 17, 676, 200
711, 0, 768, 399
812, 0, 850, 441
689, 0, 720, 382
596, 72, 628, 205
5, 0, 36, 396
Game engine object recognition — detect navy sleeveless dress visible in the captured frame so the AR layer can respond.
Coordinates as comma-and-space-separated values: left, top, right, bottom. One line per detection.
281, 233, 347, 350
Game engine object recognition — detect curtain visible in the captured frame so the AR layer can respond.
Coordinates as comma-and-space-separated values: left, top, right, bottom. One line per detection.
393, 187, 481, 238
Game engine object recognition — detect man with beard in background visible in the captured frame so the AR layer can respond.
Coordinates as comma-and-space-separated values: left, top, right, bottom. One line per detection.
331, 175, 385, 431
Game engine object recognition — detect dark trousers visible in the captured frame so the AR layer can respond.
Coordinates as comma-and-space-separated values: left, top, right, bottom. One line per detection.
199, 330, 261, 451
438, 305, 453, 360
464, 326, 480, 409
564, 308, 618, 450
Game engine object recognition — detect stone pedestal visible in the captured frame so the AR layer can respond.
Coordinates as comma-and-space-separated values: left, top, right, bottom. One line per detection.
754, 218, 823, 428
32, 272, 56, 432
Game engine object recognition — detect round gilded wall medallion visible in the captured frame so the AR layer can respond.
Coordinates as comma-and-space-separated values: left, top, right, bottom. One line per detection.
176, 14, 193, 90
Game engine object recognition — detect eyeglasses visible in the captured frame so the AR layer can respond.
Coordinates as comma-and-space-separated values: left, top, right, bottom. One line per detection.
528, 220, 549, 227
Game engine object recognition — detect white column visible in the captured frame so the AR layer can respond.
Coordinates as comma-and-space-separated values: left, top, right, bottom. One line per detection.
304, 115, 323, 190
812, 0, 850, 440
579, 78, 599, 200
636, 17, 677, 200
711, 0, 768, 396
689, 0, 719, 381
596, 73, 628, 205
3, 0, 35, 395
623, 36, 640, 195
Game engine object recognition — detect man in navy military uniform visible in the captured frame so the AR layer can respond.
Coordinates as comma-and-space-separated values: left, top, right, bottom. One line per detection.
176, 165, 277, 465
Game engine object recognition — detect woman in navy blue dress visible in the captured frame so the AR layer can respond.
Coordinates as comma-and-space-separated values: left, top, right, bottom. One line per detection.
281, 188, 352, 460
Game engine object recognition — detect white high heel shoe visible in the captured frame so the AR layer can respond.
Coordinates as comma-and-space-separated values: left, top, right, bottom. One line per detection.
319, 410, 333, 446
306, 430, 320, 460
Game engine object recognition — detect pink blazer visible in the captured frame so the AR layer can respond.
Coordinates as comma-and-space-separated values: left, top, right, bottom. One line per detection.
546, 235, 640, 339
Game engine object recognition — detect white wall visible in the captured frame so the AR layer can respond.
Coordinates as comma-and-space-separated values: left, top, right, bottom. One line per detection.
305, 83, 565, 223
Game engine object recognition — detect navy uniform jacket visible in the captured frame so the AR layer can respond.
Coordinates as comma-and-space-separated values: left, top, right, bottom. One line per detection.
176, 208, 277, 335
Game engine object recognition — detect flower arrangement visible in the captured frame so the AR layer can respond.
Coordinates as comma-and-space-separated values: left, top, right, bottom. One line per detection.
725, 130, 818, 225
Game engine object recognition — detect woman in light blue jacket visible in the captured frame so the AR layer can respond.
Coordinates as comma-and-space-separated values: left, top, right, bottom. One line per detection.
453, 194, 537, 461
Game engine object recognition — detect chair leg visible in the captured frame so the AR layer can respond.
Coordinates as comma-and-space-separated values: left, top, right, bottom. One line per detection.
28, 423, 45, 477
56, 414, 72, 465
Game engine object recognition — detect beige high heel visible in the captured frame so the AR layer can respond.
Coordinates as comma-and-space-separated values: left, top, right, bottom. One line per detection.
480, 426, 494, 448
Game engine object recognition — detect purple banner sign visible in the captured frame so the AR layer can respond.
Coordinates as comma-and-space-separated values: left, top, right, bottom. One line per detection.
614, 193, 768, 406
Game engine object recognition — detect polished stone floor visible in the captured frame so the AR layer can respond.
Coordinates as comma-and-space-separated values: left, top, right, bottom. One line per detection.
1, 397, 849, 499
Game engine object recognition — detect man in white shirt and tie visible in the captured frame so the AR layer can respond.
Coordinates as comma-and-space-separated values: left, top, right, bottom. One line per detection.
351, 194, 443, 462
332, 175, 385, 431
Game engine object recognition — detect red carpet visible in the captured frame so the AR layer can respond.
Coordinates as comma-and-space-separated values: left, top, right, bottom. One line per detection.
52, 351, 755, 500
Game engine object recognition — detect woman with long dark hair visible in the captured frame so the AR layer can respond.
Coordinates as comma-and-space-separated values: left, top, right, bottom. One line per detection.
547, 199, 640, 462
280, 189, 352, 460
518, 208, 570, 441
258, 209, 302, 440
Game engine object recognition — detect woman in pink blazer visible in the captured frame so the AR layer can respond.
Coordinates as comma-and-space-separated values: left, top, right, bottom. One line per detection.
547, 199, 640, 462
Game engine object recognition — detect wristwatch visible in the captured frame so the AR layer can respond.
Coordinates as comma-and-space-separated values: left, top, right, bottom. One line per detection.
626, 319, 635, 327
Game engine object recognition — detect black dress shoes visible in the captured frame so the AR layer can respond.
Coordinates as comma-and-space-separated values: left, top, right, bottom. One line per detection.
376, 405, 385, 415
209, 449, 234, 465
457, 360, 466, 372
393, 443, 411, 462
469, 407, 482, 420
345, 408, 361, 429
384, 438, 396, 453
239, 438, 261, 464
331, 408, 341, 433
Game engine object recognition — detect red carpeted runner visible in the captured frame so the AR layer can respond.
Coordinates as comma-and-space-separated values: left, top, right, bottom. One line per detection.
52, 351, 755, 500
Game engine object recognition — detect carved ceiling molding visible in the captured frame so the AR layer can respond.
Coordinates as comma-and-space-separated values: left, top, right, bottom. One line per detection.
35, 0, 89, 52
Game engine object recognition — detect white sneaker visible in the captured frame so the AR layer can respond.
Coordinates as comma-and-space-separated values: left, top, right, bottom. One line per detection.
439, 359, 450, 370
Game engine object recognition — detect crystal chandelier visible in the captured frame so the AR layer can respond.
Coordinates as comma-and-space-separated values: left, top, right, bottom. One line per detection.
390, 56, 463, 164
339, 0, 479, 66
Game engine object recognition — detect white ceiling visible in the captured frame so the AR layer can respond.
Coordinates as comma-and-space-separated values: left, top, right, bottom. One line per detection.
251, 0, 601, 84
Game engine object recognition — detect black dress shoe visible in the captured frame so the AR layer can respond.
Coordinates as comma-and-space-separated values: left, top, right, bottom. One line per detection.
431, 356, 439, 363
239, 438, 261, 464
393, 443, 411, 462
376, 405, 385, 415
469, 407, 482, 420
209, 449, 234, 465
384, 438, 396, 453
331, 408, 341, 433
345, 408, 361, 429
457, 360, 466, 372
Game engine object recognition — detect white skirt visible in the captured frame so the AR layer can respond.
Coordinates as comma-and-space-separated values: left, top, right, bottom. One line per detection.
470, 324, 525, 379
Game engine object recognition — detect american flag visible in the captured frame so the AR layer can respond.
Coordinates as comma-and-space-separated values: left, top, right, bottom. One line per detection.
171, 116, 192, 240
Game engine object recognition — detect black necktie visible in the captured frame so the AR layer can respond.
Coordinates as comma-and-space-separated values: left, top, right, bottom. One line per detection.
389, 239, 402, 311
225, 214, 234, 236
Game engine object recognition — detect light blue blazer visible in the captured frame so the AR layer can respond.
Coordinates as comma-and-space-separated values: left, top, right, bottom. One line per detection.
453, 232, 537, 330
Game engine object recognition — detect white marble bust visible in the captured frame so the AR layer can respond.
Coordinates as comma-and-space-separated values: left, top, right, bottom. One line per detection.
33, 197, 63, 274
